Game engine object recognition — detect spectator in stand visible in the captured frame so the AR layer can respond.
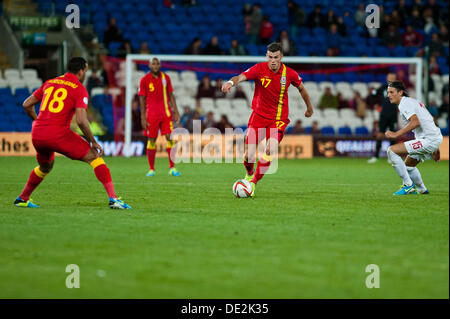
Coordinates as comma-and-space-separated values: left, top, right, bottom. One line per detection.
336, 16, 347, 37
337, 92, 349, 109
196, 75, 215, 101
382, 25, 402, 48
428, 55, 441, 75
371, 120, 380, 137
242, 3, 252, 18
427, 100, 440, 123
259, 15, 274, 45
319, 87, 338, 110
325, 47, 336, 57
325, 10, 338, 28
424, 0, 441, 25
396, 69, 413, 89
203, 111, 216, 129
342, 11, 353, 27
439, 25, 449, 45
277, 30, 297, 56
307, 5, 325, 29
213, 78, 226, 99
350, 91, 367, 120
327, 24, 341, 55
423, 10, 439, 35
402, 25, 424, 47
202, 36, 224, 55
180, 106, 193, 128
131, 99, 142, 133
354, 3, 366, 27
390, 10, 403, 28
103, 18, 123, 48
214, 115, 234, 133
86, 69, 104, 96
233, 86, 247, 100
291, 120, 305, 134
396, 0, 409, 22
366, 86, 381, 109
287, 1, 305, 38
439, 94, 449, 118
139, 41, 151, 54
409, 0, 424, 15
229, 39, 247, 56
311, 121, 321, 135
429, 33, 444, 56
118, 40, 132, 58
186, 111, 204, 133
248, 4, 263, 44
407, 9, 425, 29
184, 37, 202, 55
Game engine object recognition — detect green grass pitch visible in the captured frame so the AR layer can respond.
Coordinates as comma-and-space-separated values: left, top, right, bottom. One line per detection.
0, 156, 448, 298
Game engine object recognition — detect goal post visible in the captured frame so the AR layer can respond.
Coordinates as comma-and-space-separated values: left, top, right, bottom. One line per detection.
124, 54, 423, 157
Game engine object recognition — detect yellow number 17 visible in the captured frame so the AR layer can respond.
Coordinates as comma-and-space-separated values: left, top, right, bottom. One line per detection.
260, 78, 271, 88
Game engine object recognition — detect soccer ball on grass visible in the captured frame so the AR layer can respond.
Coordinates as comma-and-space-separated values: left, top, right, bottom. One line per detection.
232, 179, 252, 198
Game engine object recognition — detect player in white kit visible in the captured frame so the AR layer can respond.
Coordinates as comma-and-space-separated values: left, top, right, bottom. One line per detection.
384, 81, 443, 195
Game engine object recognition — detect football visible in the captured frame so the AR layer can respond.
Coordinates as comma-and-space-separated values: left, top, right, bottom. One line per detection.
232, 179, 252, 198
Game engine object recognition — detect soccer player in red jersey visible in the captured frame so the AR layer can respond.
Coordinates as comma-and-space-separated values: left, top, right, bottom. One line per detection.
14, 57, 131, 209
139, 57, 181, 177
222, 42, 314, 197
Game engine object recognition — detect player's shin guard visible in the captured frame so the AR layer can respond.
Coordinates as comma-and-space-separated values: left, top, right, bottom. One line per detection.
167, 140, 175, 169
387, 147, 413, 186
19, 167, 47, 201
251, 154, 272, 185
147, 140, 156, 170
406, 166, 426, 192
91, 157, 117, 199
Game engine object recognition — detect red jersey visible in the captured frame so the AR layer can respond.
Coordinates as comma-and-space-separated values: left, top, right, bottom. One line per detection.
32, 73, 88, 135
243, 62, 302, 121
138, 71, 174, 119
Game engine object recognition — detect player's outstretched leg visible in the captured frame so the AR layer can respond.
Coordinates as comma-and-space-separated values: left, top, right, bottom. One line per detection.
14, 162, 53, 208
83, 151, 131, 209
250, 154, 273, 197
166, 138, 180, 176
146, 139, 156, 177
387, 145, 417, 195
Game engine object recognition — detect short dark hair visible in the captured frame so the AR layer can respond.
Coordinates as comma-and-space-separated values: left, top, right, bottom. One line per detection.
388, 81, 409, 97
267, 42, 283, 54
67, 57, 87, 74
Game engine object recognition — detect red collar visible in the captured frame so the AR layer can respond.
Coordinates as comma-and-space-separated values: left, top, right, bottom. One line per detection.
266, 63, 284, 74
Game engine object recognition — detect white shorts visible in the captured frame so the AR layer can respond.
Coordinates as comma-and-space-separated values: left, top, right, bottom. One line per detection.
404, 136, 443, 162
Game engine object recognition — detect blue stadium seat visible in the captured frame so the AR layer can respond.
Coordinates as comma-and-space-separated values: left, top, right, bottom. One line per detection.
338, 126, 352, 135
355, 126, 370, 136
321, 126, 335, 135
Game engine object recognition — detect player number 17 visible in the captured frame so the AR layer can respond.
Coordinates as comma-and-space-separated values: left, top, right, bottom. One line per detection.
260, 78, 271, 88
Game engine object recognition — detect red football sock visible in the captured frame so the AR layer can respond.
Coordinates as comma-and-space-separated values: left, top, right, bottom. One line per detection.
251, 155, 272, 185
167, 148, 175, 168
91, 158, 117, 199
243, 159, 254, 176
147, 140, 156, 170
20, 167, 46, 201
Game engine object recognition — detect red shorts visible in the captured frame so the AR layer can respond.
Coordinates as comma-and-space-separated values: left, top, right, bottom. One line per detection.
245, 112, 289, 145
144, 116, 174, 138
32, 128, 91, 164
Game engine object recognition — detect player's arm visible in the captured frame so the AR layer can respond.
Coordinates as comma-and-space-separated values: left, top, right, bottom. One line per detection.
385, 114, 420, 139
76, 108, 103, 156
139, 95, 147, 130
169, 92, 180, 124
222, 73, 247, 93
297, 82, 314, 117
22, 95, 40, 121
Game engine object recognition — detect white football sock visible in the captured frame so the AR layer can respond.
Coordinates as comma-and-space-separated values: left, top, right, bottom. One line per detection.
387, 148, 413, 186
406, 166, 427, 192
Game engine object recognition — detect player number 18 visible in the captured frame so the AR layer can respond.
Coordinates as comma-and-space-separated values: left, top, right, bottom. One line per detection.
40, 86, 68, 113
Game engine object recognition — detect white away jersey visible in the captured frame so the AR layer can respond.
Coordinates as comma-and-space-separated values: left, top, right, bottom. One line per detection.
398, 96, 442, 139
